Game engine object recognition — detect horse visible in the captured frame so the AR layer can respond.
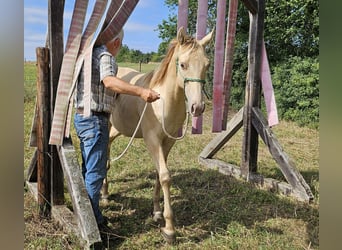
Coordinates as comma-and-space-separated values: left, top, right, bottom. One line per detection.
102, 27, 213, 243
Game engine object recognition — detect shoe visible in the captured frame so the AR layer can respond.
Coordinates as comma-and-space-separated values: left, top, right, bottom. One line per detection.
98, 217, 115, 243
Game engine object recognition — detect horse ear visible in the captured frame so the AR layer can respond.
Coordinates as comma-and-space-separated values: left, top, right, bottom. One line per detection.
177, 27, 186, 45
198, 29, 215, 47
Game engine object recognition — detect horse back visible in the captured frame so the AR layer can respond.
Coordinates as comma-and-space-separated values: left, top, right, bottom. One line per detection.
117, 67, 152, 88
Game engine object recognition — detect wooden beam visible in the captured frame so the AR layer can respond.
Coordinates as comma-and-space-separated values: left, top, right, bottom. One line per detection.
200, 107, 243, 159
36, 47, 51, 217
57, 138, 102, 247
26, 149, 38, 182
198, 157, 311, 202
251, 107, 314, 201
48, 0, 65, 206
241, 0, 265, 177
240, 0, 258, 14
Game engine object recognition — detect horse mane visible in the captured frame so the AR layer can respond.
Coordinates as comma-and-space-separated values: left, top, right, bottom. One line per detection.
149, 35, 198, 88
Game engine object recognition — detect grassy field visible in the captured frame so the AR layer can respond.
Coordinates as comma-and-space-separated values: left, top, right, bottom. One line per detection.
24, 62, 319, 249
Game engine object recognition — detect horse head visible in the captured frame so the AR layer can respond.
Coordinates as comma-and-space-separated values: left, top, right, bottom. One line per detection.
175, 27, 214, 117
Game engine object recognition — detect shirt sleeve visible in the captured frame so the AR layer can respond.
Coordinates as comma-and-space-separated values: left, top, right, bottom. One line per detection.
99, 52, 118, 82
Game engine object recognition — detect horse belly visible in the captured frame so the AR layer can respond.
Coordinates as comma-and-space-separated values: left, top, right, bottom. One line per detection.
110, 95, 144, 138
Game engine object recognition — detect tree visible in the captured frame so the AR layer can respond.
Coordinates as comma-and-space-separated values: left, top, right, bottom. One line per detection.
156, 0, 319, 127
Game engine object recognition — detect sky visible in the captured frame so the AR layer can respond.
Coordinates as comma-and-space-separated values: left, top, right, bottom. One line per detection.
24, 0, 173, 61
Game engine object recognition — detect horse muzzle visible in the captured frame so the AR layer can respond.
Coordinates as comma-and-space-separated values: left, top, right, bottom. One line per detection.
190, 102, 205, 117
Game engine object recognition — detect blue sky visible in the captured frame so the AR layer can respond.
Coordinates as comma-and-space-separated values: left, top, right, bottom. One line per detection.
24, 0, 172, 61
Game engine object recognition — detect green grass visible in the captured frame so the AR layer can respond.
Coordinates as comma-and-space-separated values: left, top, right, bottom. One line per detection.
24, 62, 319, 249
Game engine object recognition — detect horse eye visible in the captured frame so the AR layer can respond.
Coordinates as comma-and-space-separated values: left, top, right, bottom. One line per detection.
180, 63, 187, 70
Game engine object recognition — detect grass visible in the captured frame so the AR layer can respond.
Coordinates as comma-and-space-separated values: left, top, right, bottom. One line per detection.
24, 62, 319, 249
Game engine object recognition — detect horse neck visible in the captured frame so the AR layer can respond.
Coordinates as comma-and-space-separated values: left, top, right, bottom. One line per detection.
157, 52, 186, 116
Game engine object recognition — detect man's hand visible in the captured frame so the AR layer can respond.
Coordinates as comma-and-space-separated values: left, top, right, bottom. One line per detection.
141, 88, 160, 103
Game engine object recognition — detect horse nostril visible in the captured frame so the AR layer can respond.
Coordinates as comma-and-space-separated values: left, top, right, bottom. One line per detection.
191, 103, 205, 116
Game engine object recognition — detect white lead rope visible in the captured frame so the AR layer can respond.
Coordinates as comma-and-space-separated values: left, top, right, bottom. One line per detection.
111, 96, 189, 162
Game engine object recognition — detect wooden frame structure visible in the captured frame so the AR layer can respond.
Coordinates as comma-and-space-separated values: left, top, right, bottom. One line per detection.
199, 0, 314, 202
25, 0, 313, 248
25, 1, 103, 248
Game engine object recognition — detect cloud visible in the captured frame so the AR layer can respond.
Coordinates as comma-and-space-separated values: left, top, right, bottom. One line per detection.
24, 7, 47, 25
124, 21, 156, 32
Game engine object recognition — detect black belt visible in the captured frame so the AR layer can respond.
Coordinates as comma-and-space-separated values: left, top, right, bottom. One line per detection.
76, 108, 110, 117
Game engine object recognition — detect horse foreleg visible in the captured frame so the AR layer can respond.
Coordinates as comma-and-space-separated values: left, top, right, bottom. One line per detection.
158, 161, 176, 244
152, 174, 164, 224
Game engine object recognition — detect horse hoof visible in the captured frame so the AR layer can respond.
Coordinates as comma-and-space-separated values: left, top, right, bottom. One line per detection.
152, 211, 164, 224
161, 228, 176, 245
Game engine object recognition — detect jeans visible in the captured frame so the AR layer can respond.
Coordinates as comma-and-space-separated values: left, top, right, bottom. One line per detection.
74, 113, 109, 225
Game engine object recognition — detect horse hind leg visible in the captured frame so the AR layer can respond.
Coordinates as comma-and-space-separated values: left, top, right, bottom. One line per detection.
101, 124, 121, 204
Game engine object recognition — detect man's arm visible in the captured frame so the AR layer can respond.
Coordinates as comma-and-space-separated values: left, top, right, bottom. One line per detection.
102, 76, 160, 103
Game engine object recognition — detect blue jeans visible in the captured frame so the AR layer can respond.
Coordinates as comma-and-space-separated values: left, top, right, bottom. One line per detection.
74, 113, 109, 225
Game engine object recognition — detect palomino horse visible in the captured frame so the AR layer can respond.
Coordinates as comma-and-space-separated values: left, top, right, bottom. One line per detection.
103, 27, 213, 243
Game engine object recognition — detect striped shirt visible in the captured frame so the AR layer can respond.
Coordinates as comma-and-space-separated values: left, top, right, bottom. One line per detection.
74, 45, 117, 113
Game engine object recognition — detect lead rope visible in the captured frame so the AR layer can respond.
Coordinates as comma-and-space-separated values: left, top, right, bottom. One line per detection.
111, 96, 189, 162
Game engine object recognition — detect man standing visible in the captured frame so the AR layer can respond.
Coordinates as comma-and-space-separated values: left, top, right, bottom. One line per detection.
73, 30, 159, 237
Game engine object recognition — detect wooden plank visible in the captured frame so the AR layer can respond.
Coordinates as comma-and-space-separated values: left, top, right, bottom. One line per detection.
240, 0, 258, 14
26, 182, 39, 202
26, 149, 38, 182
241, 0, 265, 177
48, 0, 65, 206
222, 0, 239, 129
212, 0, 227, 132
36, 47, 51, 217
251, 107, 313, 201
57, 137, 102, 247
198, 157, 311, 202
51, 205, 90, 248
200, 107, 243, 159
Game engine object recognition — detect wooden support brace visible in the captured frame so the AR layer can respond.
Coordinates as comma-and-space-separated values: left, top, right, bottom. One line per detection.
57, 138, 102, 247
200, 107, 244, 159
251, 107, 314, 201
198, 157, 312, 202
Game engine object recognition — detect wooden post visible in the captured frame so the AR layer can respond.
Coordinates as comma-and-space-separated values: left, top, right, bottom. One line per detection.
36, 47, 51, 217
48, 0, 65, 206
192, 0, 209, 134
241, 0, 265, 177
212, 0, 227, 132
222, 0, 239, 130
177, 0, 189, 31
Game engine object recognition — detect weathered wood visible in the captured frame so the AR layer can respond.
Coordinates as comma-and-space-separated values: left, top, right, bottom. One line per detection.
26, 149, 38, 182
51, 205, 89, 248
241, 0, 265, 177
36, 47, 51, 217
48, 0, 65, 206
240, 0, 258, 14
212, 0, 227, 132
200, 107, 244, 159
25, 182, 91, 248
251, 107, 314, 201
198, 157, 311, 202
222, 0, 239, 130
57, 137, 102, 247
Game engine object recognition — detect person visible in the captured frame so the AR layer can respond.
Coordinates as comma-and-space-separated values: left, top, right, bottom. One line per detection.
73, 30, 160, 236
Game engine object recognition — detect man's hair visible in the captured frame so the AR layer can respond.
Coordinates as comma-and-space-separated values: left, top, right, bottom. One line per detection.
112, 29, 124, 43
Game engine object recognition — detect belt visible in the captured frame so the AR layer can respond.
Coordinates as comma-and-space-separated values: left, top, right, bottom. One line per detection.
76, 108, 110, 117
